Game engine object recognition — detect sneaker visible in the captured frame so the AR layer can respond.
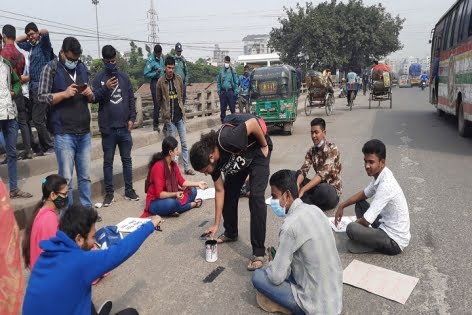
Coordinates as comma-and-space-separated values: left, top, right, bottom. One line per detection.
125, 189, 140, 201
103, 194, 114, 207
153, 126, 161, 133
10, 189, 33, 199
43, 148, 55, 155
96, 300, 112, 315
184, 169, 196, 176
17, 150, 33, 160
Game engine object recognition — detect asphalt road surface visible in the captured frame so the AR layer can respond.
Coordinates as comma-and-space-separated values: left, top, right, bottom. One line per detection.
91, 87, 472, 315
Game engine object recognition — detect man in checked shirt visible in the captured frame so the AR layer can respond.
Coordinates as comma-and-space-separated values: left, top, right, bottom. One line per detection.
296, 118, 342, 211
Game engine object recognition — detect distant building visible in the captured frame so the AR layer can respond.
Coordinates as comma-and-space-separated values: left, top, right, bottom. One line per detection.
242, 34, 274, 55
212, 44, 229, 66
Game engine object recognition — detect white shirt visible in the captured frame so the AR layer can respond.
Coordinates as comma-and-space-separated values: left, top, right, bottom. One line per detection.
363, 167, 411, 250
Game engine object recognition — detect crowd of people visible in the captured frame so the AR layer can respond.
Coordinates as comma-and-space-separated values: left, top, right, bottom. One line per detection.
0, 22, 412, 315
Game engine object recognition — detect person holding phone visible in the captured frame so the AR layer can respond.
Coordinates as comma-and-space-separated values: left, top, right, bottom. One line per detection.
92, 45, 139, 207
38, 37, 95, 208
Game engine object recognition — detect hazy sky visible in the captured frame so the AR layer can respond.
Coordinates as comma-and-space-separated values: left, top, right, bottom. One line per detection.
0, 0, 456, 61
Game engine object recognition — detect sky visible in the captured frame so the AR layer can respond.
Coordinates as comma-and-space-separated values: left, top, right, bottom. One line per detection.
0, 0, 457, 61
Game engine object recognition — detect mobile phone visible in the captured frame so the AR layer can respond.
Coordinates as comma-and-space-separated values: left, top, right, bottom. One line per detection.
76, 84, 88, 93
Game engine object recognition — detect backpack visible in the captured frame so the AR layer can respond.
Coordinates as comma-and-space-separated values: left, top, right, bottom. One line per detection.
218, 114, 269, 154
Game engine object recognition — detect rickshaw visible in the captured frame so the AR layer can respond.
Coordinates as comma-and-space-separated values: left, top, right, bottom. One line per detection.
250, 65, 299, 135
304, 70, 334, 116
369, 70, 393, 109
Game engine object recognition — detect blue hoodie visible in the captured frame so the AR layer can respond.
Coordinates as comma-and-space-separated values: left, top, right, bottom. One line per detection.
22, 221, 155, 315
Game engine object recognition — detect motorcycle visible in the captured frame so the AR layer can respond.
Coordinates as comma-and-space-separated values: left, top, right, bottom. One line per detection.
421, 80, 426, 91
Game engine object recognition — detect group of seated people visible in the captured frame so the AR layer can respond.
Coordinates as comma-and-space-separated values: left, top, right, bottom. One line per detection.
5, 114, 410, 315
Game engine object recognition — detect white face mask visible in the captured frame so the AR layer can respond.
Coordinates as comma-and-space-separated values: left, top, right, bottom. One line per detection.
224, 63, 230, 69
316, 140, 325, 148
173, 155, 179, 162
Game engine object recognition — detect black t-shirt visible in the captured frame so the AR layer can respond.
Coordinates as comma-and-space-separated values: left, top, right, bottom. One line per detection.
167, 78, 183, 123
211, 123, 260, 181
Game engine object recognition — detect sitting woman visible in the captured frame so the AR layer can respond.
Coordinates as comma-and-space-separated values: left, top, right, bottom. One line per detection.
144, 136, 207, 216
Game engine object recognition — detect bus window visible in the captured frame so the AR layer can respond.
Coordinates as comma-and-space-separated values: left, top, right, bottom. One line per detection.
449, 7, 458, 47
459, 0, 470, 41
453, 1, 466, 45
443, 15, 452, 50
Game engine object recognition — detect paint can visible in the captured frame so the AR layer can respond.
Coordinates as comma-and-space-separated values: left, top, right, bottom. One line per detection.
205, 240, 218, 263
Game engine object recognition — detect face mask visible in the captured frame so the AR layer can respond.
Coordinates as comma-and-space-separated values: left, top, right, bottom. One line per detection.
173, 155, 179, 162
53, 195, 69, 209
64, 59, 78, 70
224, 63, 230, 69
270, 193, 287, 217
105, 63, 117, 74
316, 139, 325, 148
175, 55, 181, 59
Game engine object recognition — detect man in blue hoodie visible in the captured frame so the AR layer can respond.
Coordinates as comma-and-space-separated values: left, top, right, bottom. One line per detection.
144, 44, 165, 132
93, 45, 139, 208
23, 205, 161, 315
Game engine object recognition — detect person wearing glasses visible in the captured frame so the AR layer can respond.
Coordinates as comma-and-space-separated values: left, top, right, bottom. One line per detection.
92, 45, 139, 207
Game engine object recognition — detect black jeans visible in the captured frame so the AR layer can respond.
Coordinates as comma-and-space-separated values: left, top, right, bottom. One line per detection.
15, 95, 32, 152
222, 148, 271, 257
346, 200, 402, 255
219, 90, 236, 123
30, 88, 53, 151
150, 78, 160, 128
101, 127, 133, 194
299, 177, 339, 210
92, 303, 139, 315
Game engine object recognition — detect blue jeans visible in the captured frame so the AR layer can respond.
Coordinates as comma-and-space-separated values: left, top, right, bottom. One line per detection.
252, 269, 305, 315
149, 187, 197, 216
55, 133, 92, 207
101, 128, 133, 194
165, 119, 190, 170
0, 119, 18, 190
219, 90, 236, 122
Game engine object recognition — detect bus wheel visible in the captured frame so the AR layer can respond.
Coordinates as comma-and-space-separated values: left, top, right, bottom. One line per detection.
458, 103, 472, 137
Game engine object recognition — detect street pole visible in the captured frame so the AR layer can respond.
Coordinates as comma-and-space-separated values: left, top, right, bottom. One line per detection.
92, 0, 100, 58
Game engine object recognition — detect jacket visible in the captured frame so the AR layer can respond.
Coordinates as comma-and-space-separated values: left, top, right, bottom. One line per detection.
0, 56, 20, 120
22, 222, 155, 315
172, 55, 189, 85
92, 69, 137, 134
156, 74, 185, 123
144, 53, 165, 80
217, 66, 239, 94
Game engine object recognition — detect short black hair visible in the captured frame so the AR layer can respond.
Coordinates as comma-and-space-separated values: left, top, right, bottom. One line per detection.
0, 33, 2, 42
25, 22, 38, 34
59, 205, 99, 240
62, 37, 82, 55
165, 56, 175, 66
224, 56, 230, 62
154, 44, 162, 54
310, 117, 326, 131
102, 45, 116, 59
2, 25, 16, 40
269, 170, 299, 199
362, 139, 386, 160
190, 130, 218, 171
244, 65, 249, 69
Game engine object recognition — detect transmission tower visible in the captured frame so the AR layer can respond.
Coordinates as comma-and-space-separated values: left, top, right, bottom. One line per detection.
147, 0, 159, 44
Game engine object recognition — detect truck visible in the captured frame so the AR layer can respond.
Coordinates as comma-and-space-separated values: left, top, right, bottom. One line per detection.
409, 63, 422, 87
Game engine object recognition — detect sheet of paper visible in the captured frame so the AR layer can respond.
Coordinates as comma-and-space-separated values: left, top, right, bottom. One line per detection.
343, 260, 419, 304
116, 217, 151, 233
196, 188, 216, 200
328, 216, 356, 232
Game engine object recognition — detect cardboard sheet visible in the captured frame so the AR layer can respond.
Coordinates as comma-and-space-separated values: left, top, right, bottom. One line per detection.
196, 188, 215, 200
343, 260, 419, 304
116, 217, 151, 233
328, 216, 356, 232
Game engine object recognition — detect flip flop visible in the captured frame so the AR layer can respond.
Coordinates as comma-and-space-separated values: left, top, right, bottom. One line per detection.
193, 198, 203, 208
247, 255, 266, 271
216, 233, 238, 244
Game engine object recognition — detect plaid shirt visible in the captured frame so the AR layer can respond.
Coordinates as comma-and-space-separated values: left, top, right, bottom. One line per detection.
299, 141, 342, 196
0, 43, 25, 78
17, 33, 53, 90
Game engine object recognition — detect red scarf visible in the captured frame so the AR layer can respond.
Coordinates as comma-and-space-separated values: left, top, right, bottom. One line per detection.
162, 160, 179, 193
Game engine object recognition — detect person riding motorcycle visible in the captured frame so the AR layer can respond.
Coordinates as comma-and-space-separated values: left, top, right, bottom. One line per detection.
420, 72, 428, 90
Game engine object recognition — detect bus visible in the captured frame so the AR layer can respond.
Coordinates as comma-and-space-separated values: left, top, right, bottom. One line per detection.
430, 0, 472, 137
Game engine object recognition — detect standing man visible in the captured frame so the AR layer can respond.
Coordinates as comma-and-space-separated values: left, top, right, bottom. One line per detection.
216, 56, 239, 123
1, 25, 33, 160
156, 56, 195, 175
144, 44, 165, 133
172, 43, 189, 104
16, 23, 54, 155
335, 139, 410, 255
238, 65, 251, 113
296, 118, 342, 211
93, 45, 139, 207
0, 35, 32, 198
38, 37, 94, 207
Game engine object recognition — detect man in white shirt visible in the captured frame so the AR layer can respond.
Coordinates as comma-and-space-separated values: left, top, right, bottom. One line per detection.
335, 139, 410, 255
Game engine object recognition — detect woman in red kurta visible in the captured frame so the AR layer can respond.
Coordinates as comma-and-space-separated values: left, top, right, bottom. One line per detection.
144, 136, 207, 216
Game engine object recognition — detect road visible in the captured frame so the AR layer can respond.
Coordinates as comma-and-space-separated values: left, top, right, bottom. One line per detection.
91, 87, 472, 315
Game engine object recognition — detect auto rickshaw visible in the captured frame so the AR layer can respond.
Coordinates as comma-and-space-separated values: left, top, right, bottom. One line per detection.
250, 65, 299, 135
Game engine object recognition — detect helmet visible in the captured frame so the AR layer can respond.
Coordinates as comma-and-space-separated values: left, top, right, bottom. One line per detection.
175, 42, 183, 52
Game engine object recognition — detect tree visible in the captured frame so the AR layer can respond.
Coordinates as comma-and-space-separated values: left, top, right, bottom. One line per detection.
269, 0, 404, 71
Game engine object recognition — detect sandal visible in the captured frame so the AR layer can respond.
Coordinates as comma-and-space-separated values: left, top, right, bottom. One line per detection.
10, 189, 33, 199
184, 169, 196, 175
216, 233, 238, 244
192, 198, 203, 209
247, 255, 266, 271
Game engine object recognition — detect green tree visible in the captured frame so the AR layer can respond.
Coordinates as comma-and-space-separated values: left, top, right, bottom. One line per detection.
269, 0, 404, 71
187, 59, 220, 83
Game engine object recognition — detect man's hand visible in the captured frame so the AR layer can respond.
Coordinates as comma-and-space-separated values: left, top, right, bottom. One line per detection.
261, 146, 269, 158
176, 191, 184, 200
198, 181, 208, 190
106, 77, 118, 90
127, 120, 134, 131
21, 75, 30, 84
150, 215, 162, 228
64, 84, 78, 98
206, 224, 219, 238
81, 86, 94, 102
334, 205, 345, 227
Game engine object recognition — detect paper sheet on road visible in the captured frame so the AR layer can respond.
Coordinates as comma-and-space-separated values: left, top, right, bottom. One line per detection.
116, 217, 151, 233
196, 188, 215, 200
343, 260, 419, 304
328, 216, 356, 232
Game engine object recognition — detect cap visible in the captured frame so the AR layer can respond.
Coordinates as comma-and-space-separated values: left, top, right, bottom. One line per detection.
175, 42, 182, 52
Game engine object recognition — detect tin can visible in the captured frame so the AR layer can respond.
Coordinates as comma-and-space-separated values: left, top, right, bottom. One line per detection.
205, 240, 218, 263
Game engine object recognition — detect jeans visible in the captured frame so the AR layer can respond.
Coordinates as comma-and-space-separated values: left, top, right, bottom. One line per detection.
219, 90, 236, 123
0, 119, 18, 190
102, 128, 133, 194
30, 88, 53, 151
252, 269, 305, 315
55, 133, 92, 207
345, 200, 402, 255
15, 95, 32, 152
150, 79, 160, 128
299, 180, 339, 210
165, 118, 190, 170
148, 187, 197, 215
